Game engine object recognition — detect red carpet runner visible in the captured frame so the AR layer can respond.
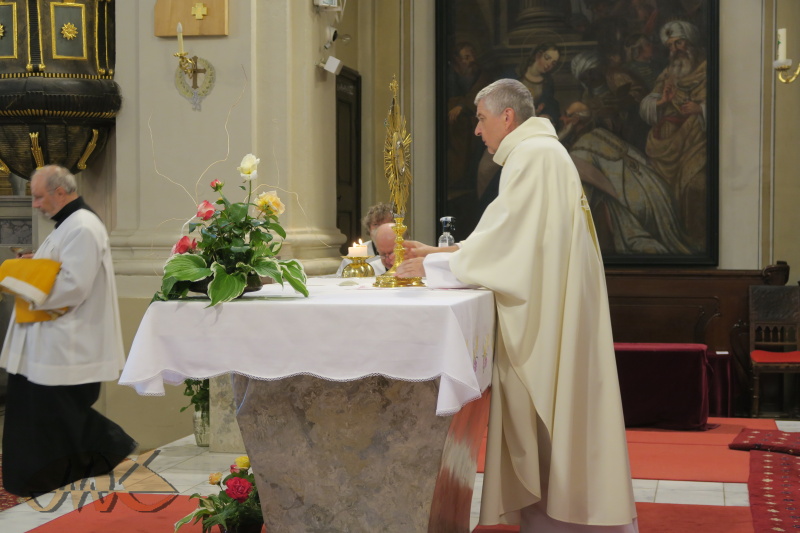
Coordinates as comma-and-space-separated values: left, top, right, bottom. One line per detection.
749, 450, 800, 533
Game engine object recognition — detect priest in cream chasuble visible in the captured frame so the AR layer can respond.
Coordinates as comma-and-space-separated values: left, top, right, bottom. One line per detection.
399, 79, 637, 532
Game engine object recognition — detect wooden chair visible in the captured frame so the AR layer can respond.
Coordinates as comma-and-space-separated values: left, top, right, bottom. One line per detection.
750, 285, 800, 417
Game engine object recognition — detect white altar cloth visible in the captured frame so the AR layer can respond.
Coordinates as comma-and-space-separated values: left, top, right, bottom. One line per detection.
119, 277, 495, 415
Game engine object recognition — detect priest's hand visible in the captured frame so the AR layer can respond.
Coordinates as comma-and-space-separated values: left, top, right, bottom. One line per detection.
403, 240, 438, 259
395, 257, 425, 278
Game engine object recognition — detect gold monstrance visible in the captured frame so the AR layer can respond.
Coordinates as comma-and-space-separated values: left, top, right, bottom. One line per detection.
374, 77, 424, 288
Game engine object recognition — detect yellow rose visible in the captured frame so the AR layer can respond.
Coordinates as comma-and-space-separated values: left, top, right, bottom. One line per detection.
255, 191, 285, 216
237, 153, 260, 181
209, 472, 223, 485
234, 456, 251, 469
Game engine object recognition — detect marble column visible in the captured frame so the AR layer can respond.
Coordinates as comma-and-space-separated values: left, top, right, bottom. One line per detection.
209, 375, 245, 453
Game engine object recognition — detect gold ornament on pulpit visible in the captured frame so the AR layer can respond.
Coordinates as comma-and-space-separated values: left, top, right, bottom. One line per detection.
374, 76, 425, 288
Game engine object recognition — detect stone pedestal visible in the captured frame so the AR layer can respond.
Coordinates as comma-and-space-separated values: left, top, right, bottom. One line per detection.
233, 375, 490, 533
209, 375, 245, 453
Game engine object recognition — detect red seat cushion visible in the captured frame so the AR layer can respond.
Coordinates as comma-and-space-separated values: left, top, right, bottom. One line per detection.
751, 349, 800, 364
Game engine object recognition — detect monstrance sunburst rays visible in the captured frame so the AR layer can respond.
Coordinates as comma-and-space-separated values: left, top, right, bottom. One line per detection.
384, 77, 412, 216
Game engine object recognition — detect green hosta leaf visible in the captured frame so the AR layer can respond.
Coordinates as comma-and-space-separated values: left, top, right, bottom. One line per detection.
164, 254, 212, 282
207, 263, 246, 306
230, 244, 250, 254
280, 259, 308, 297
252, 257, 282, 282
270, 241, 282, 254
155, 276, 190, 302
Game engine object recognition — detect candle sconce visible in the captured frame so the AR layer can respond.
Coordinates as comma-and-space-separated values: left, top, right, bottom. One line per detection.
774, 28, 799, 84
173, 22, 215, 110
774, 60, 800, 84
175, 51, 196, 77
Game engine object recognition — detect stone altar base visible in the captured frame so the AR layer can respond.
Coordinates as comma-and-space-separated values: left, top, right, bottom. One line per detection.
233, 375, 490, 533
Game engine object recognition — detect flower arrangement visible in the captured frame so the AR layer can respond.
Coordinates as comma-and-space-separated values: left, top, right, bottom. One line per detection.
155, 153, 309, 307
175, 455, 263, 533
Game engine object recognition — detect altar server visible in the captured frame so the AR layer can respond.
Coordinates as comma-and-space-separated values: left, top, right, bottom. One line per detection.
397, 79, 638, 532
0, 165, 135, 497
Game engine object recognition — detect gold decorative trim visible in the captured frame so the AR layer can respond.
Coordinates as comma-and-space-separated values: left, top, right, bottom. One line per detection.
36, 0, 43, 70
29, 132, 45, 168
76, 128, 99, 169
0, 155, 10, 175
0, 72, 113, 79
0, 109, 117, 118
0, 2, 17, 59
60, 21, 77, 40
51, 2, 87, 60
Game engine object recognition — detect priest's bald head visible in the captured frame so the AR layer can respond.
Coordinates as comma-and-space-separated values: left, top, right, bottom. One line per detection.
30, 165, 79, 219
473, 79, 535, 154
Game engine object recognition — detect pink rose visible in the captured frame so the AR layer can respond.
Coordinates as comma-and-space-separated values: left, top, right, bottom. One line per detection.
225, 477, 253, 503
171, 236, 197, 255
210, 179, 223, 191
197, 200, 215, 220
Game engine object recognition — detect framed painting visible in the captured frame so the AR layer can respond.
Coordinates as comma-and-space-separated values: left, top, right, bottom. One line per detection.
435, 0, 719, 266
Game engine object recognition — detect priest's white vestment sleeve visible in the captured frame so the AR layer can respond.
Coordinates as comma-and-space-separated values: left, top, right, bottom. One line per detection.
440, 118, 637, 528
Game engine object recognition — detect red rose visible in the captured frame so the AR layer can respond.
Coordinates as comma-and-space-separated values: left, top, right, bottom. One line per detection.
210, 179, 223, 191
197, 200, 215, 220
171, 236, 197, 255
225, 477, 253, 503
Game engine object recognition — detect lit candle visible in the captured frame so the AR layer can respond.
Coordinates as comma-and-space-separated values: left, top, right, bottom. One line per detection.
348, 239, 368, 257
778, 28, 787, 62
177, 22, 185, 55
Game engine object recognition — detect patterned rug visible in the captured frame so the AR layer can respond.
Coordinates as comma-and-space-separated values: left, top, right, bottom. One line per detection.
749, 449, 800, 532
0, 453, 27, 511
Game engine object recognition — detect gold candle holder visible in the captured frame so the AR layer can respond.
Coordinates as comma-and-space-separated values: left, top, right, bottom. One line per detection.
341, 256, 376, 278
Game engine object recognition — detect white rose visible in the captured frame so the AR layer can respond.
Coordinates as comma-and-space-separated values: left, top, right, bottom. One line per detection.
237, 154, 260, 181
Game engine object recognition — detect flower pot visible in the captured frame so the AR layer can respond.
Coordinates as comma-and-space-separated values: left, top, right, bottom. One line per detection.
243, 273, 263, 294
193, 409, 210, 447
188, 274, 262, 297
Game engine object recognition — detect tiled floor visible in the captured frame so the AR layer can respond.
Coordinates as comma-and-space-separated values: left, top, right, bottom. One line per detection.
2, 420, 800, 533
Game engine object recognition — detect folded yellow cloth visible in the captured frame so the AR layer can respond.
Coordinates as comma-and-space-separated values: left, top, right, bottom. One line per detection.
0, 258, 68, 323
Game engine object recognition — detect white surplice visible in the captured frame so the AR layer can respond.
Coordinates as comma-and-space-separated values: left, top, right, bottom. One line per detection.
0, 209, 125, 385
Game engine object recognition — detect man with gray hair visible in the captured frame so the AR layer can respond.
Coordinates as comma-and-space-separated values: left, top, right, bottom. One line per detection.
640, 20, 707, 251
398, 79, 637, 531
0, 165, 135, 496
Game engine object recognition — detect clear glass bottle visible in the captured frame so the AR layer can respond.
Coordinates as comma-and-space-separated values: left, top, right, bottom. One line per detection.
438, 216, 455, 247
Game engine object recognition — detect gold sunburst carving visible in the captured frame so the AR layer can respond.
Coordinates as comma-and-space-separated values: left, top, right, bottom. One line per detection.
61, 22, 78, 40
383, 76, 412, 216
0, 24, 5, 39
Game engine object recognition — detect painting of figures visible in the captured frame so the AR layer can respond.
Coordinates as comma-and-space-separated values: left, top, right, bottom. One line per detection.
436, 0, 718, 265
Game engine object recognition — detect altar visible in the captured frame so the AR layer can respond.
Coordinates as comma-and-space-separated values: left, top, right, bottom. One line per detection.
120, 277, 495, 532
